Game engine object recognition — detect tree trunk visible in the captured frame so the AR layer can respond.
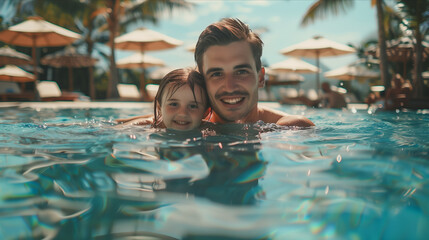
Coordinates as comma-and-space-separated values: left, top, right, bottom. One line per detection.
86, 12, 96, 100
412, 0, 424, 99
413, 29, 423, 98
107, 0, 120, 99
376, 0, 390, 90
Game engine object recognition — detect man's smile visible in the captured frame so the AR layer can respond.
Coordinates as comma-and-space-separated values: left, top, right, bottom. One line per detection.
216, 91, 248, 106
220, 97, 245, 105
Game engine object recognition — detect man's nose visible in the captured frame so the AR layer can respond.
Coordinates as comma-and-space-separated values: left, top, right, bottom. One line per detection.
223, 73, 237, 91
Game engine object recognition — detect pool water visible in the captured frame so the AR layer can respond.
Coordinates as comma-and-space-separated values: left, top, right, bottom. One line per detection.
0, 104, 428, 239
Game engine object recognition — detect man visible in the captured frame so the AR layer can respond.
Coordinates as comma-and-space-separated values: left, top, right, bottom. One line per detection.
118, 18, 314, 127
319, 82, 347, 109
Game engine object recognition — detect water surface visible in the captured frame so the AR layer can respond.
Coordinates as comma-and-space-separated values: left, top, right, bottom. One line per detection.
0, 104, 428, 239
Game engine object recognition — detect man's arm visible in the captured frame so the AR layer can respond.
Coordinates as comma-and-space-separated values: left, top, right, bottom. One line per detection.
276, 115, 315, 127
259, 107, 315, 127
116, 114, 154, 125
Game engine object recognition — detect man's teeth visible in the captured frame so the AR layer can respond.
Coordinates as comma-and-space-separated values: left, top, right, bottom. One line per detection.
222, 97, 243, 104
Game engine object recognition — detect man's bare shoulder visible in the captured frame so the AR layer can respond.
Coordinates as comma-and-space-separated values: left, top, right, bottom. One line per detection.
258, 106, 315, 127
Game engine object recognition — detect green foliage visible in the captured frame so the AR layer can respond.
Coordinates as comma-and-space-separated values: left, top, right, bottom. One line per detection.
301, 0, 354, 26
396, 0, 429, 35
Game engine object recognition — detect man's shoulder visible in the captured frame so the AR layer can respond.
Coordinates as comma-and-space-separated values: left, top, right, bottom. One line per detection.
258, 106, 314, 127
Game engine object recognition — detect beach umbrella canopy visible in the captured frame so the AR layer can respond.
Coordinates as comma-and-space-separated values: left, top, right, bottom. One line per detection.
324, 65, 380, 81
186, 43, 196, 53
0, 65, 34, 82
41, 45, 98, 68
269, 57, 319, 74
114, 27, 183, 52
265, 69, 304, 87
280, 36, 355, 96
114, 27, 182, 97
0, 16, 81, 80
41, 46, 98, 92
116, 52, 164, 69
0, 46, 32, 66
149, 66, 176, 80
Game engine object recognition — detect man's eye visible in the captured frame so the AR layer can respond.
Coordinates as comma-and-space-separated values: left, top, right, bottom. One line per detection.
236, 69, 249, 75
209, 72, 222, 78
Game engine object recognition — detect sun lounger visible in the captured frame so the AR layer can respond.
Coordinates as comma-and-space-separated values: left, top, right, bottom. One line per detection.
36, 81, 80, 101
0, 81, 34, 101
117, 83, 143, 101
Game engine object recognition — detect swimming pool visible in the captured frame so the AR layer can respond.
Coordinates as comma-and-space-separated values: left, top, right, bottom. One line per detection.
1, 102, 428, 239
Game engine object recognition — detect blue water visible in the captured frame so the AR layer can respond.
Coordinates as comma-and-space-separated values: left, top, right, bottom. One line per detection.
0, 104, 428, 239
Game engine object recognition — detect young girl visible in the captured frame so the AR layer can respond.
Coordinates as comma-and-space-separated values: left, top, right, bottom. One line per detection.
153, 68, 210, 131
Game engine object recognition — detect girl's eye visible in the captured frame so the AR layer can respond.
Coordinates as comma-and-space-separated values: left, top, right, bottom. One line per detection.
168, 102, 178, 107
189, 104, 198, 109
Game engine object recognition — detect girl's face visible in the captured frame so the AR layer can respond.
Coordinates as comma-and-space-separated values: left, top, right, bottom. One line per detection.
160, 84, 207, 131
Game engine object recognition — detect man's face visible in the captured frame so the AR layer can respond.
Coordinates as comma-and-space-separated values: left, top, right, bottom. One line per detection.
202, 41, 264, 123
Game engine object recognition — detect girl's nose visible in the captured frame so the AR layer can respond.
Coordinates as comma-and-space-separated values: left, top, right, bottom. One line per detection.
177, 106, 188, 115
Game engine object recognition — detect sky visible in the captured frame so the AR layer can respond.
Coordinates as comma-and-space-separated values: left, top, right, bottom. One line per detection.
131, 0, 381, 72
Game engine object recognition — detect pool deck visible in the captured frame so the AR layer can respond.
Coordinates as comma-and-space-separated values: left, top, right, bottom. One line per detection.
0, 101, 284, 109
0, 101, 369, 110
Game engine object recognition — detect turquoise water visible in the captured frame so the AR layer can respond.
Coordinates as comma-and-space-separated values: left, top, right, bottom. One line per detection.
0, 104, 428, 239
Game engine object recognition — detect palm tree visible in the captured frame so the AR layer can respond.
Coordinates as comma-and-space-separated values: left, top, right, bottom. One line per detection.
395, 0, 429, 98
301, 0, 392, 91
18, 0, 191, 99
91, 0, 191, 99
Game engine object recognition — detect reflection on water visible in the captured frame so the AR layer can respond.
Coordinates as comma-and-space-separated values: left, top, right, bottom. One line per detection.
0, 106, 429, 239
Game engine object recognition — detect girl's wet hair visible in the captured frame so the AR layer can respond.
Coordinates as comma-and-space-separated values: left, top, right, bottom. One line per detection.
153, 68, 209, 128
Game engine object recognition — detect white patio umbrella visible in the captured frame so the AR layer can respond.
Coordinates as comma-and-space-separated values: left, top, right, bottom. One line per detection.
269, 57, 319, 74
115, 28, 183, 51
114, 27, 182, 97
324, 65, 380, 81
148, 66, 176, 80
116, 52, 164, 69
186, 43, 196, 53
280, 35, 355, 96
0, 46, 32, 66
0, 16, 81, 80
0, 65, 34, 83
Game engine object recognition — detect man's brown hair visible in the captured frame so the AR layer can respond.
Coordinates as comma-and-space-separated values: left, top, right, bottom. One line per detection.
194, 18, 263, 74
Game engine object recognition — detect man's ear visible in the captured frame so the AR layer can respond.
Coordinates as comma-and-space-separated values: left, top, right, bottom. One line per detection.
258, 67, 265, 88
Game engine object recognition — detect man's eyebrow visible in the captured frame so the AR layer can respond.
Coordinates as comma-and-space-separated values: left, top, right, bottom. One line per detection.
234, 64, 252, 70
205, 67, 223, 76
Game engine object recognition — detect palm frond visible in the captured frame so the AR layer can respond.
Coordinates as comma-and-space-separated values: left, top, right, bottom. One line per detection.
301, 0, 354, 27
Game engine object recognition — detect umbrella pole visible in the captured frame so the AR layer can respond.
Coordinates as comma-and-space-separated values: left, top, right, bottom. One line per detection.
89, 66, 95, 100
316, 51, 320, 98
68, 66, 73, 91
139, 48, 149, 101
31, 37, 38, 100
32, 37, 38, 81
